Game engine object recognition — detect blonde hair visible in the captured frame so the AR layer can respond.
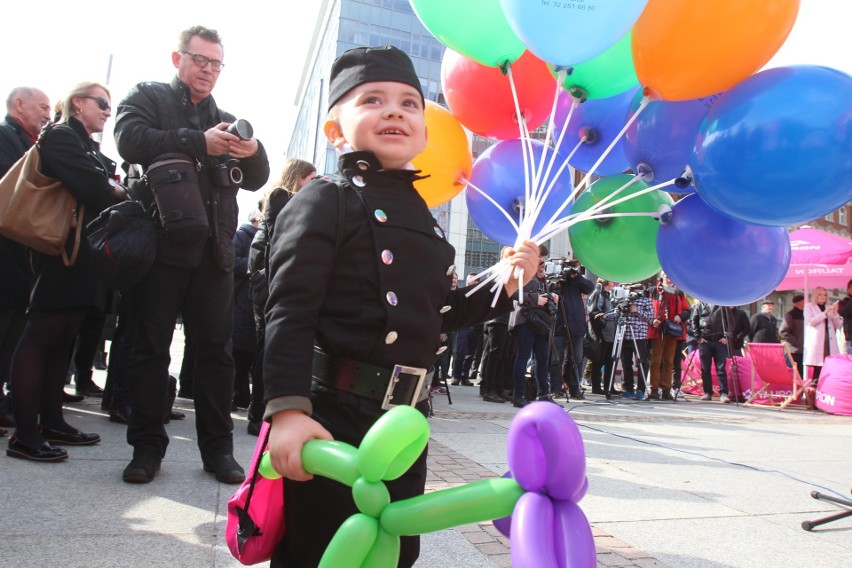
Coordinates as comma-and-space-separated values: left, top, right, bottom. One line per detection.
61, 81, 110, 123
259, 158, 316, 215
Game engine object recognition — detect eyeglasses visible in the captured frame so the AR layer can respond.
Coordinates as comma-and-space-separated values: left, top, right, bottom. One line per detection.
81, 95, 110, 111
180, 50, 225, 71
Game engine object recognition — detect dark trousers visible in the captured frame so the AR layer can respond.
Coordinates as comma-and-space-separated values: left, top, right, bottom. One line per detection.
126, 249, 235, 460
561, 331, 585, 396
699, 340, 729, 395
248, 345, 265, 423
272, 388, 428, 568
620, 335, 648, 393
452, 327, 481, 382
104, 292, 133, 412
548, 334, 566, 395
232, 346, 256, 407
513, 323, 550, 399
71, 306, 106, 390
480, 322, 510, 395
592, 340, 614, 393
0, 305, 26, 412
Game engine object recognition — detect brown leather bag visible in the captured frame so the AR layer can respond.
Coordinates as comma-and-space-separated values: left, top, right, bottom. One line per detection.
0, 143, 83, 266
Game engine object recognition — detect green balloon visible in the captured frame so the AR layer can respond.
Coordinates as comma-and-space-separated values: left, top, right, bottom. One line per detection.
358, 405, 429, 483
553, 31, 638, 101
410, 0, 526, 67
380, 478, 524, 536
304, 440, 361, 487
258, 440, 360, 486
361, 528, 399, 568
319, 513, 379, 568
353, 477, 391, 519
569, 174, 673, 283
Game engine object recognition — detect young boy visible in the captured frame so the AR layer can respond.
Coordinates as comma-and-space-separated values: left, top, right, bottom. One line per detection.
262, 45, 538, 567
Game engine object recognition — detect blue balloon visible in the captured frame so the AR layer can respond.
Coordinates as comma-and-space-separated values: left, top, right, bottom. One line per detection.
690, 65, 852, 226
552, 87, 636, 176
624, 91, 722, 192
467, 140, 574, 245
500, 0, 648, 67
657, 195, 790, 306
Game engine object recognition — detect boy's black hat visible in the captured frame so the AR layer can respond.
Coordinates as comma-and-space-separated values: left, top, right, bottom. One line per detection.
328, 45, 423, 110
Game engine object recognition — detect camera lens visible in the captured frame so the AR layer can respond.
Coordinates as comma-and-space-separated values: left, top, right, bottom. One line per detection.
226, 119, 253, 140
228, 166, 244, 186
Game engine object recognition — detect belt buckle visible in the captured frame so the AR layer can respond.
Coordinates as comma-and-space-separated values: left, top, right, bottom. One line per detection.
381, 364, 427, 410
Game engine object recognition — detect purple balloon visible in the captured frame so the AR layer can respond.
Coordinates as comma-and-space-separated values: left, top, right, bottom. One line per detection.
511, 493, 557, 568
506, 401, 585, 501
657, 194, 791, 305
467, 140, 574, 245
492, 471, 514, 538
552, 87, 637, 176
553, 502, 596, 568
623, 91, 722, 191
510, 494, 597, 568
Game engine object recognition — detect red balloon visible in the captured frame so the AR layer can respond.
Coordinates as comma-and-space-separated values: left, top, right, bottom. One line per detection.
441, 49, 556, 140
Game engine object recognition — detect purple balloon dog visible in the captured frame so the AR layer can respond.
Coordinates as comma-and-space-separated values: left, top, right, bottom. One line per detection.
494, 401, 596, 568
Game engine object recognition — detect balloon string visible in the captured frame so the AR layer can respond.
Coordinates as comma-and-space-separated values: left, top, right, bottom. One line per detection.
462, 177, 521, 234
528, 132, 588, 240
532, 177, 675, 243
574, 94, 650, 194
519, 90, 580, 244
506, 64, 534, 238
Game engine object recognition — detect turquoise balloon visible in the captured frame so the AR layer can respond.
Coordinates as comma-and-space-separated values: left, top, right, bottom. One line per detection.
569, 174, 672, 283
409, 0, 525, 67
500, 0, 648, 66
358, 405, 429, 483
555, 31, 639, 100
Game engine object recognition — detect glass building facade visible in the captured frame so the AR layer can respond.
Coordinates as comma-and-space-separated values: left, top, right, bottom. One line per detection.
287, 0, 570, 277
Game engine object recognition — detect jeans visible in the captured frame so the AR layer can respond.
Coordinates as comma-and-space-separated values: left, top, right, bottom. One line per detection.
699, 340, 728, 395
513, 323, 551, 399
561, 331, 585, 396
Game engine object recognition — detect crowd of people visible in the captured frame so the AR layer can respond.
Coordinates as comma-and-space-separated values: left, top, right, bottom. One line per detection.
428, 271, 851, 410
1, 28, 848, 567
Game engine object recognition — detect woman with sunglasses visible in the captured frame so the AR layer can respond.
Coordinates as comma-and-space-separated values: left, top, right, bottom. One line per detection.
7, 82, 125, 463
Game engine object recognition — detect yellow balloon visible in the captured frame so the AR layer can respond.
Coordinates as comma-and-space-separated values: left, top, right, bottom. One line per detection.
412, 101, 472, 208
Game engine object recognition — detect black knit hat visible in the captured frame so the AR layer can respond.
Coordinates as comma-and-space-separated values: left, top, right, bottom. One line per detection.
328, 45, 423, 111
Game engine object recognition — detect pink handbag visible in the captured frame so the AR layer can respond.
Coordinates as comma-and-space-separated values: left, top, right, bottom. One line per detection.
226, 422, 285, 564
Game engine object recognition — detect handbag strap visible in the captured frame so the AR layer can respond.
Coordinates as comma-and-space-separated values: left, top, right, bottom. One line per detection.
242, 424, 272, 515
61, 203, 85, 267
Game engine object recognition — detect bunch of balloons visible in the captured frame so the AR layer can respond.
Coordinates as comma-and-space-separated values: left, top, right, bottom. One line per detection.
260, 403, 595, 567
405, 0, 851, 306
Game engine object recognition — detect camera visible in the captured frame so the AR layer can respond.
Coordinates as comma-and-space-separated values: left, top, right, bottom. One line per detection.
212, 158, 244, 188
543, 258, 585, 283
226, 118, 253, 140
611, 283, 644, 315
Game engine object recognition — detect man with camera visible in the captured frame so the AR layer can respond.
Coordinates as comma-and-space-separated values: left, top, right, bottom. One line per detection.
598, 284, 654, 399
113, 26, 270, 484
549, 258, 594, 400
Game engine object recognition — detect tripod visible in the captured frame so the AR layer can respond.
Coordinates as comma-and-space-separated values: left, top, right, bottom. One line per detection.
604, 313, 647, 401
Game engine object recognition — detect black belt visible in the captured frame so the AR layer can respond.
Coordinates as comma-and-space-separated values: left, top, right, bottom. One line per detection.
312, 348, 430, 410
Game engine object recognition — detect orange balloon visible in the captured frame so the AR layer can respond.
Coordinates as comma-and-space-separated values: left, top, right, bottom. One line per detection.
633, 0, 800, 101
412, 101, 472, 208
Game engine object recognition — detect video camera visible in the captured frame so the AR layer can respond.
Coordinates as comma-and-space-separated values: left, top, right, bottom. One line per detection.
610, 283, 645, 314
543, 258, 585, 283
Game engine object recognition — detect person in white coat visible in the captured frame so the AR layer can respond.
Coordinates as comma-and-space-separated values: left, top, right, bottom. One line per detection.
803, 286, 843, 383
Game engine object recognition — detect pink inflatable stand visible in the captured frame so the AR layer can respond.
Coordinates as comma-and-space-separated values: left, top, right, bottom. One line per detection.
815, 354, 852, 416
680, 352, 759, 402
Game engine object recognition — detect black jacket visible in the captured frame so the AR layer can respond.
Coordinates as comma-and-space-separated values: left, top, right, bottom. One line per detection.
0, 115, 34, 307
749, 312, 779, 343
555, 273, 595, 336
780, 307, 805, 353
232, 223, 258, 351
114, 77, 270, 271
263, 151, 513, 415
29, 118, 122, 312
691, 303, 748, 345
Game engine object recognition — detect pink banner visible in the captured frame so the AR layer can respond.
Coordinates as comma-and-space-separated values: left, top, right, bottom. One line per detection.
681, 352, 803, 405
